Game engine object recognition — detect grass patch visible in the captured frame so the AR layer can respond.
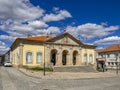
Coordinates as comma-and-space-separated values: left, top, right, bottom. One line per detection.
96, 68, 103, 72
28, 67, 53, 72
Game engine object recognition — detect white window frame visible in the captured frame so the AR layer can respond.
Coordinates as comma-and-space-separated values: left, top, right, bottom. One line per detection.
84, 53, 87, 63
89, 54, 93, 63
26, 52, 33, 63
36, 52, 42, 63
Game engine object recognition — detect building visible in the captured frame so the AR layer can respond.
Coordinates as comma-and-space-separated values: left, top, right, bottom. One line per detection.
0, 54, 5, 65
5, 50, 11, 63
10, 32, 96, 67
97, 44, 120, 68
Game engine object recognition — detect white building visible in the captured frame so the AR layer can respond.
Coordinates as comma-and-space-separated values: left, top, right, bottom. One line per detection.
97, 44, 120, 68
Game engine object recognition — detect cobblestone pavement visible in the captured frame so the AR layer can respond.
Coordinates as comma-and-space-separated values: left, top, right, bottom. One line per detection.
0, 66, 120, 90
19, 68, 119, 80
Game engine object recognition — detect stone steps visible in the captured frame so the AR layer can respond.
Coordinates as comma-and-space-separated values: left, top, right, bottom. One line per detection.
54, 66, 97, 72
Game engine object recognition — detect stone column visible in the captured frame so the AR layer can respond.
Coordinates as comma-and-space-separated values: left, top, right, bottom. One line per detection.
76, 54, 81, 65
56, 51, 62, 66
44, 46, 51, 67
66, 52, 73, 66
78, 49, 83, 65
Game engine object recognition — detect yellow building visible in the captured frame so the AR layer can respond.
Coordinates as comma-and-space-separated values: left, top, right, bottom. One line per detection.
10, 32, 96, 67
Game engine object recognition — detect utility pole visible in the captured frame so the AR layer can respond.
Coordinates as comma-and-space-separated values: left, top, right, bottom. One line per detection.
116, 62, 119, 75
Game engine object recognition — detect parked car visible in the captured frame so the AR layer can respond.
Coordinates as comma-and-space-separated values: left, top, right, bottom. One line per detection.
4, 62, 12, 67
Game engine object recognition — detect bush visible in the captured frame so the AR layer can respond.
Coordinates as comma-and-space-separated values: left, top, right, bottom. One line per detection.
29, 67, 53, 72
96, 68, 104, 72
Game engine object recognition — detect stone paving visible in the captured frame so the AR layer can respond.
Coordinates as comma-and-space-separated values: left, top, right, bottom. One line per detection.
1, 67, 120, 90
19, 68, 120, 80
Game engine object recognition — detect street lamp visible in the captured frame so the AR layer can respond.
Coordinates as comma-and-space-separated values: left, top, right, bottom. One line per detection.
115, 54, 119, 75
43, 43, 46, 76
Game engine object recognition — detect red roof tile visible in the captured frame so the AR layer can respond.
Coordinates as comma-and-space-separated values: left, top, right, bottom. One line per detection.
98, 44, 120, 52
21, 36, 53, 41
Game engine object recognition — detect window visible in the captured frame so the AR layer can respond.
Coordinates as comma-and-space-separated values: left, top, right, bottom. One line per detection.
107, 54, 109, 58
110, 54, 116, 58
84, 53, 87, 63
89, 54, 93, 63
26, 52, 32, 63
36, 52, 42, 63
115, 53, 118, 58
101, 54, 103, 58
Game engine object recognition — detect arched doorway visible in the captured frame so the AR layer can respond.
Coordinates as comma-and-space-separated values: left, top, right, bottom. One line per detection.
73, 50, 78, 65
51, 49, 57, 66
62, 50, 68, 65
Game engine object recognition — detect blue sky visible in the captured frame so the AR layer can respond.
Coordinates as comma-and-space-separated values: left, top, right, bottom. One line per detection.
0, 0, 120, 54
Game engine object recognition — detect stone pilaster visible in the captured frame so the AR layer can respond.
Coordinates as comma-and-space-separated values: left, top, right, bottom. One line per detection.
66, 52, 73, 66
44, 46, 51, 67
56, 51, 62, 66
19, 43, 23, 67
76, 54, 81, 65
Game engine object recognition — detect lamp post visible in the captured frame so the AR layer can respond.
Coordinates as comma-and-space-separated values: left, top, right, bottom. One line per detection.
43, 43, 46, 76
115, 54, 119, 75
116, 62, 118, 75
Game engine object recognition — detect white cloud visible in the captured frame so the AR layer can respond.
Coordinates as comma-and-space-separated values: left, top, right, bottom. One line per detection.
0, 41, 5, 46
35, 26, 60, 36
7, 31, 24, 37
66, 23, 119, 39
28, 20, 48, 29
94, 36, 120, 45
46, 26, 61, 36
11, 24, 33, 32
0, 0, 44, 22
43, 10, 72, 22
53, 7, 60, 11
0, 47, 10, 54
0, 35, 16, 41
96, 47, 104, 50
0, 41, 9, 54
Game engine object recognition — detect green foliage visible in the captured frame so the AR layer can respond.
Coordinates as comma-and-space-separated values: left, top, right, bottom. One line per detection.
28, 66, 53, 72
96, 68, 103, 72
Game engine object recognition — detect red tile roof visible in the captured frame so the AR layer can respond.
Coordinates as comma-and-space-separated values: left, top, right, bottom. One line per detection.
20, 36, 53, 41
97, 44, 120, 53
10, 33, 96, 49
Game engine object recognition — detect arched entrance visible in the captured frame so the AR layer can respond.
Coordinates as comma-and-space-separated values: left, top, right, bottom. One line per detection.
62, 50, 68, 65
51, 49, 57, 66
73, 50, 78, 65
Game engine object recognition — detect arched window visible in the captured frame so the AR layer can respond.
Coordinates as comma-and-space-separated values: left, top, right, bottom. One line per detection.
26, 52, 32, 63
36, 52, 42, 63
89, 54, 93, 63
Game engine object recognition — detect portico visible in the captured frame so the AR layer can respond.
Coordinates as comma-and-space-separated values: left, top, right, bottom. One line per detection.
44, 33, 96, 67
